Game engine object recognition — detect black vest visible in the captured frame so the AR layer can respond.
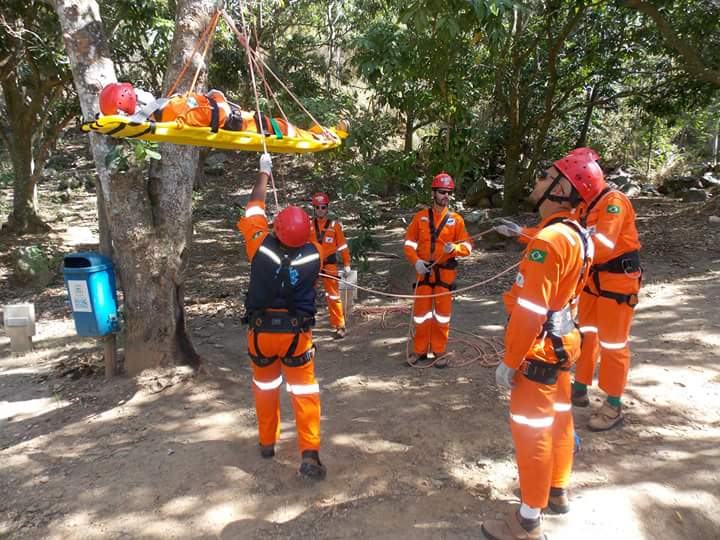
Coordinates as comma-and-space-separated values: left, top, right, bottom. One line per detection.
245, 234, 321, 315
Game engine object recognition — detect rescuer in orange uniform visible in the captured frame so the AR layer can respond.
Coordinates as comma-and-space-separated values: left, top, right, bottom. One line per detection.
310, 192, 352, 338
497, 148, 642, 432
403, 172, 472, 367
568, 150, 642, 431
482, 155, 594, 540
237, 153, 326, 480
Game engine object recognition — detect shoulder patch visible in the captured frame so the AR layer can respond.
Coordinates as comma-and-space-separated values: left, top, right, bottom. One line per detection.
447, 218, 456, 225
252, 231, 263, 240
420, 216, 429, 221
515, 272, 525, 288
527, 248, 547, 263
607, 204, 621, 214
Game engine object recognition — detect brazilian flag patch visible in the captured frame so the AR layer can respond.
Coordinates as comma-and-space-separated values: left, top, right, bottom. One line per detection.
528, 249, 547, 263
607, 204, 621, 214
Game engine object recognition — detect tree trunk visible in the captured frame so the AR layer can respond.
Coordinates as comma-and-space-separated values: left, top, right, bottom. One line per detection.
55, 0, 221, 374
0, 81, 48, 233
576, 85, 598, 147
404, 110, 415, 153
503, 127, 524, 215
4, 129, 47, 233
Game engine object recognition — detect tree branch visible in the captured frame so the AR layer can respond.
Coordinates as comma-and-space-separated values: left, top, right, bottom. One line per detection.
623, 0, 720, 87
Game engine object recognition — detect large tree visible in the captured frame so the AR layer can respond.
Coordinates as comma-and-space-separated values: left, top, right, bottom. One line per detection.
54, 0, 222, 374
0, 0, 77, 233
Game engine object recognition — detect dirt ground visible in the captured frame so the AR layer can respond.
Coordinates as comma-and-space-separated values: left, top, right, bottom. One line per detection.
1, 152, 719, 540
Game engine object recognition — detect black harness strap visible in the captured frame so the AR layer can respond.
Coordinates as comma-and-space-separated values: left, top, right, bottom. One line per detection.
419, 208, 454, 288
314, 219, 337, 265
126, 122, 156, 138
581, 186, 613, 227
206, 95, 220, 133
527, 217, 591, 377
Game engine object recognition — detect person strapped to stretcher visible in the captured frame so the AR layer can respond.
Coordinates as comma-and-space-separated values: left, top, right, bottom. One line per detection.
98, 82, 347, 138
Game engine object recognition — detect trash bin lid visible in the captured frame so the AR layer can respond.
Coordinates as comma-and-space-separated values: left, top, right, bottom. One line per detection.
63, 251, 114, 273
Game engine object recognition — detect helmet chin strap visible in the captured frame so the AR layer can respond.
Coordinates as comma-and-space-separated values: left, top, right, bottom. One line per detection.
533, 174, 571, 212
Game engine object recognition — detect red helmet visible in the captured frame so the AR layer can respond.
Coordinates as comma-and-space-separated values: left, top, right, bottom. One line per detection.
274, 206, 311, 247
431, 172, 455, 190
554, 148, 606, 203
312, 192, 329, 206
99, 82, 136, 115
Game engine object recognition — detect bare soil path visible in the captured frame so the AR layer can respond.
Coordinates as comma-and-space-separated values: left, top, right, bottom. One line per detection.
1, 156, 719, 539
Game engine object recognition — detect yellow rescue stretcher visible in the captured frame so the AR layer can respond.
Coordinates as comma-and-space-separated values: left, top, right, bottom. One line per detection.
81, 115, 347, 154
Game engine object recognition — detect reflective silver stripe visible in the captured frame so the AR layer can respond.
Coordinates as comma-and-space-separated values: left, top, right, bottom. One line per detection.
555, 225, 577, 246
600, 340, 627, 350
594, 233, 615, 250
258, 245, 282, 264
254, 376, 283, 390
554, 402, 572, 412
327, 295, 341, 300
245, 206, 266, 218
433, 311, 451, 324
580, 326, 598, 333
337, 244, 348, 252
404, 240, 418, 249
291, 253, 320, 266
461, 241, 472, 252
517, 298, 548, 315
286, 383, 319, 395
510, 414, 554, 428
413, 312, 433, 324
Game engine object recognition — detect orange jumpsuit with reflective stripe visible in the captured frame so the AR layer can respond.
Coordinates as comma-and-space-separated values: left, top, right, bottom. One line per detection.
404, 207, 472, 355
575, 190, 641, 397
238, 201, 322, 453
311, 218, 351, 329
503, 212, 591, 510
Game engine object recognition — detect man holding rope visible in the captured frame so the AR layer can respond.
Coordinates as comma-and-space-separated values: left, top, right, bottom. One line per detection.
482, 156, 594, 540
403, 172, 473, 368
237, 154, 326, 480
311, 192, 352, 339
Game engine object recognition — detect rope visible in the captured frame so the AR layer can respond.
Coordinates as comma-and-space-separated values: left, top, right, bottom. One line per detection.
223, 7, 281, 212
220, 9, 333, 139
188, 11, 220, 95
166, 10, 220, 97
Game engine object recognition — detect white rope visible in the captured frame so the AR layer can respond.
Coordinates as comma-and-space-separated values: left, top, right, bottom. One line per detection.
223, 7, 280, 212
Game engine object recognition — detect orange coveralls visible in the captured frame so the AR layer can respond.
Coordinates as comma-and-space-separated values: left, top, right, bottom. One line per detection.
311, 218, 351, 329
404, 207, 472, 355
503, 211, 591, 509
575, 190, 641, 397
237, 201, 322, 453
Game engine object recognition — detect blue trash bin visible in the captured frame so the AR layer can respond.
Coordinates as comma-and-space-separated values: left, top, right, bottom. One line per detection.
63, 252, 119, 337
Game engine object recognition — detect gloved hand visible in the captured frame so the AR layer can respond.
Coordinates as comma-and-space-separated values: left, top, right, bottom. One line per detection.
343, 266, 352, 278
259, 153, 272, 175
495, 362, 516, 388
495, 218, 522, 238
443, 242, 456, 254
414, 259, 430, 275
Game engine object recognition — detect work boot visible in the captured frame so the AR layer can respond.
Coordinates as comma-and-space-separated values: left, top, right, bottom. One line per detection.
334, 327, 346, 339
433, 352, 449, 369
588, 401, 624, 431
409, 354, 433, 367
298, 450, 326, 480
481, 510, 545, 540
571, 387, 590, 407
259, 444, 275, 459
546, 487, 570, 514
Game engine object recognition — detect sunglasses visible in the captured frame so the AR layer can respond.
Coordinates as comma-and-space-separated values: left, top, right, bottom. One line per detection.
314, 205, 327, 210
436, 190, 452, 195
